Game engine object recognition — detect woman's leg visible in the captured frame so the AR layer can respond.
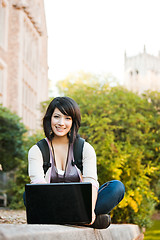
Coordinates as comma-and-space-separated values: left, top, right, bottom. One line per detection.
23, 191, 26, 207
95, 180, 125, 215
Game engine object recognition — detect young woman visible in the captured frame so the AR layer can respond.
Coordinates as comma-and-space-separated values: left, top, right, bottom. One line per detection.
28, 96, 125, 229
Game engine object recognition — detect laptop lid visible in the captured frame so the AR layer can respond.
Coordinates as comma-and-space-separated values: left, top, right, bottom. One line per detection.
25, 182, 92, 224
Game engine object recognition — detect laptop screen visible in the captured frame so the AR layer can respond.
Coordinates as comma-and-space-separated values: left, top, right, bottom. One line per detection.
25, 182, 92, 224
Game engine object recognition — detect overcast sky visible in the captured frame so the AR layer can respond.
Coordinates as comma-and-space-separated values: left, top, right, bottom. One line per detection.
44, 0, 160, 92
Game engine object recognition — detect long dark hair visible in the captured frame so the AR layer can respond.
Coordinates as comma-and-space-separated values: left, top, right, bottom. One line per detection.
43, 97, 81, 143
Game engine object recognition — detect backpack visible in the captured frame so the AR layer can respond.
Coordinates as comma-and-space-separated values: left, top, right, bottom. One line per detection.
36, 137, 85, 175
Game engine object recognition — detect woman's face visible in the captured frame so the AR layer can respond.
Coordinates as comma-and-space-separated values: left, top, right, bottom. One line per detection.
51, 108, 73, 137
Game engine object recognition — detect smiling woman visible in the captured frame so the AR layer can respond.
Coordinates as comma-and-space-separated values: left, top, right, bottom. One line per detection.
26, 96, 125, 229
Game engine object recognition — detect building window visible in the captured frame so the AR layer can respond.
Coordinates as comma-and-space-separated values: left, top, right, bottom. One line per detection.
23, 19, 39, 74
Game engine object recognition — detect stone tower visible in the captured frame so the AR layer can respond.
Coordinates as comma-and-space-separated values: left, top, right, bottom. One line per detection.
124, 46, 160, 93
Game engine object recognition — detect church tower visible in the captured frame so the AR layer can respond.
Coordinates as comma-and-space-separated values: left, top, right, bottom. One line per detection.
124, 46, 160, 93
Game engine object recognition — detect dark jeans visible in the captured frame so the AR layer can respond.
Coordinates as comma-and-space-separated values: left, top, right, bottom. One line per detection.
23, 191, 26, 206
23, 180, 125, 215
95, 180, 125, 215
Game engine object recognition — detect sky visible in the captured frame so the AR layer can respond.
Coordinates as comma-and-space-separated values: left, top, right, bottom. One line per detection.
44, 0, 160, 93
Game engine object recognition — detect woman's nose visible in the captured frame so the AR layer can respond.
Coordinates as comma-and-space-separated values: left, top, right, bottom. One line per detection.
58, 117, 65, 125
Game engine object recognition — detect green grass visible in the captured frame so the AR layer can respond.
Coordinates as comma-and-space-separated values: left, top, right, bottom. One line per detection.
144, 220, 160, 240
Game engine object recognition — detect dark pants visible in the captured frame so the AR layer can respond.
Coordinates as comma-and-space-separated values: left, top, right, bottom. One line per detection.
23, 180, 125, 215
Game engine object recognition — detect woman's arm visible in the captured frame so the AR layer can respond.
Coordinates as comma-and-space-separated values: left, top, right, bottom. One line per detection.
90, 185, 98, 223
82, 142, 99, 224
28, 145, 47, 184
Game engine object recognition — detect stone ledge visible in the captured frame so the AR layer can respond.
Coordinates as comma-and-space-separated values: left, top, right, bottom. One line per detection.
0, 224, 143, 240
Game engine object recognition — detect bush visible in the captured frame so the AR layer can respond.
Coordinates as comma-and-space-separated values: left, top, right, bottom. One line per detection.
7, 131, 45, 209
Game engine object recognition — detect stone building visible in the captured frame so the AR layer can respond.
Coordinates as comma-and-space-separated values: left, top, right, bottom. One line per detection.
124, 46, 160, 93
0, 0, 48, 131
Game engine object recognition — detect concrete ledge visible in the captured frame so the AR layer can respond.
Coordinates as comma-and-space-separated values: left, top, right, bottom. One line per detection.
0, 224, 143, 240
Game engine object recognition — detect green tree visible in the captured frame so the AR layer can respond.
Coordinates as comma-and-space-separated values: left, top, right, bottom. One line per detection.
0, 106, 45, 208
0, 105, 27, 172
54, 71, 160, 227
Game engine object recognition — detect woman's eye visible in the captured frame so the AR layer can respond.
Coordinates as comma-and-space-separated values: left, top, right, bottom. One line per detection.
66, 117, 71, 120
54, 115, 59, 118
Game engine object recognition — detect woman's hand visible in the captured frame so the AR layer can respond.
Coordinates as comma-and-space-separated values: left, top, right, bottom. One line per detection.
85, 212, 96, 226
90, 212, 96, 225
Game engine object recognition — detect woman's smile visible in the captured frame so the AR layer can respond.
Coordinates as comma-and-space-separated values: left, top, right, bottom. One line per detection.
55, 126, 66, 132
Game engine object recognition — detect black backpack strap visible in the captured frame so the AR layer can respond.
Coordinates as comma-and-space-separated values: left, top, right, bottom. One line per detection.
73, 137, 85, 173
36, 139, 51, 174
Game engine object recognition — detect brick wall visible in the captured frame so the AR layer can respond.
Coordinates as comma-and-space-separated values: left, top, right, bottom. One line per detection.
0, 0, 48, 131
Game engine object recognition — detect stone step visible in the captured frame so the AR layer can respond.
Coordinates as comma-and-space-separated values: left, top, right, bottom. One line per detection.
0, 223, 144, 240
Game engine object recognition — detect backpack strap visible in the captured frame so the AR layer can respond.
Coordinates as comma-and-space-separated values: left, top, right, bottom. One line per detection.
36, 137, 85, 175
73, 137, 85, 173
36, 139, 51, 174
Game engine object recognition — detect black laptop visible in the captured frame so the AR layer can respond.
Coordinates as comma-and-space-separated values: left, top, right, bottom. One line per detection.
25, 182, 92, 224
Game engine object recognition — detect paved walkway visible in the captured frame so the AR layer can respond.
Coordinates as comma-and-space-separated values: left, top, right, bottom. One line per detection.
0, 209, 26, 224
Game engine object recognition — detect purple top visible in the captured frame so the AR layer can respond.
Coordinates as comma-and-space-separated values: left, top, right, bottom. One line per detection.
50, 144, 81, 183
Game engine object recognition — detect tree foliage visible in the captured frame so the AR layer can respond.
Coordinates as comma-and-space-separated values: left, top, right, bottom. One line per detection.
54, 71, 160, 227
0, 105, 27, 171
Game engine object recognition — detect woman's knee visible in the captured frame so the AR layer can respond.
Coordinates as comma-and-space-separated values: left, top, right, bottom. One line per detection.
95, 180, 125, 215
110, 180, 125, 201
